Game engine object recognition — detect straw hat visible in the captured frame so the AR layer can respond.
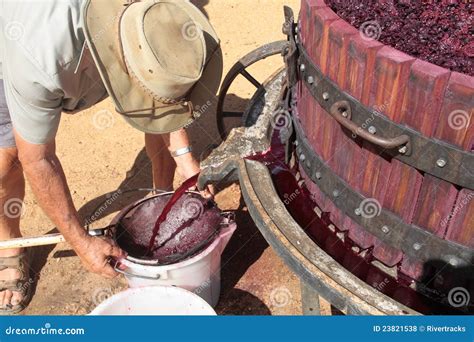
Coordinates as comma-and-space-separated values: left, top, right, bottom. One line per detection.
83, 0, 223, 133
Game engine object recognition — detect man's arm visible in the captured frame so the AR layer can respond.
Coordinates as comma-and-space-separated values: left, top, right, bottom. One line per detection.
14, 130, 126, 278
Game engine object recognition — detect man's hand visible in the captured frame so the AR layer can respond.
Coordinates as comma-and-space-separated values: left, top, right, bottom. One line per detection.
74, 236, 127, 279
14, 131, 128, 279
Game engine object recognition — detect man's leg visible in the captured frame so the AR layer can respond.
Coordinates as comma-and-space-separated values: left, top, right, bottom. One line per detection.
146, 129, 213, 197
0, 146, 26, 308
0, 78, 27, 308
145, 133, 176, 191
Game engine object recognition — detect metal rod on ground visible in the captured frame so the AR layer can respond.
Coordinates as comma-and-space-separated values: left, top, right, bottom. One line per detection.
0, 234, 66, 250
0, 228, 108, 250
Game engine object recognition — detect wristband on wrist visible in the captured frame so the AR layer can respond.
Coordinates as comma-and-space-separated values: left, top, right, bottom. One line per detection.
171, 146, 193, 158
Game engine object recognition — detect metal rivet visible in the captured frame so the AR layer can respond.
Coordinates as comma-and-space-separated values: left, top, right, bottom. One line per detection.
398, 146, 408, 154
342, 111, 348, 118
368, 126, 377, 135
322, 92, 330, 101
381, 226, 390, 234
449, 258, 459, 267
333, 190, 340, 198
306, 161, 311, 168
436, 158, 447, 168
315, 172, 322, 180
354, 208, 362, 216
299, 154, 306, 162
300, 64, 306, 72
294, 140, 299, 147
295, 26, 299, 34
307, 76, 314, 84
413, 243, 422, 251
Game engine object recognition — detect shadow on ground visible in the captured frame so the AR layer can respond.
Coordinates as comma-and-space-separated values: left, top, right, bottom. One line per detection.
216, 197, 270, 314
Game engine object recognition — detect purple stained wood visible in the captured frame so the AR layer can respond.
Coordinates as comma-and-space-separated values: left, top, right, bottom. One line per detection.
445, 190, 474, 247
434, 72, 474, 150
297, 1, 473, 284
400, 60, 451, 136
327, 19, 358, 85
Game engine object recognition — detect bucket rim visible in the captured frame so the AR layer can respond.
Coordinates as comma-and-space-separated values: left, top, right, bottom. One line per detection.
89, 285, 217, 316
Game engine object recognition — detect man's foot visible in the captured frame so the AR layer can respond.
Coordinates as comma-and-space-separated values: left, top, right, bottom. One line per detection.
0, 248, 31, 314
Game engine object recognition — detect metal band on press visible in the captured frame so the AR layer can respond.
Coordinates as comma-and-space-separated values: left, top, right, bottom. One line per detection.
293, 114, 474, 267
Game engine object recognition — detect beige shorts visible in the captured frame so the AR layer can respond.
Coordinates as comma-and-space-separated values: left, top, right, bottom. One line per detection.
0, 80, 15, 148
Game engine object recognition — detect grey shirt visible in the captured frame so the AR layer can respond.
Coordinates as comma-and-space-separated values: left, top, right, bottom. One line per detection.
0, 0, 107, 144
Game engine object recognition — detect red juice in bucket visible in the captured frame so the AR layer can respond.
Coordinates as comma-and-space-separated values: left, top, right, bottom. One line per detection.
115, 176, 222, 264
147, 174, 200, 254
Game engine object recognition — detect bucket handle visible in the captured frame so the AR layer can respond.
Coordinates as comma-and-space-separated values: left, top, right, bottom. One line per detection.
113, 260, 162, 280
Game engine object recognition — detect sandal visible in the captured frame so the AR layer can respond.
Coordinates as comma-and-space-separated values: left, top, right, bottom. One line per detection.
0, 251, 32, 315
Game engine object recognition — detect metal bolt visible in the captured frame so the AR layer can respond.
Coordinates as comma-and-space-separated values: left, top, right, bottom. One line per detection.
300, 64, 306, 72
342, 111, 349, 118
295, 26, 299, 34
306, 161, 311, 169
449, 257, 459, 267
315, 172, 322, 180
368, 126, 377, 135
436, 158, 447, 168
307, 76, 314, 84
398, 146, 408, 154
413, 243, 422, 251
333, 190, 340, 198
322, 92, 330, 101
381, 226, 390, 234
299, 154, 306, 162
294, 140, 299, 147
355, 208, 362, 216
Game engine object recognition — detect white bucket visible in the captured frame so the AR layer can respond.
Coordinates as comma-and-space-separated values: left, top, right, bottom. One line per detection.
116, 223, 236, 307
90, 286, 216, 315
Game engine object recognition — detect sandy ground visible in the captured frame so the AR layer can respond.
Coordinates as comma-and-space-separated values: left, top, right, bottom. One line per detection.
19, 0, 308, 315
